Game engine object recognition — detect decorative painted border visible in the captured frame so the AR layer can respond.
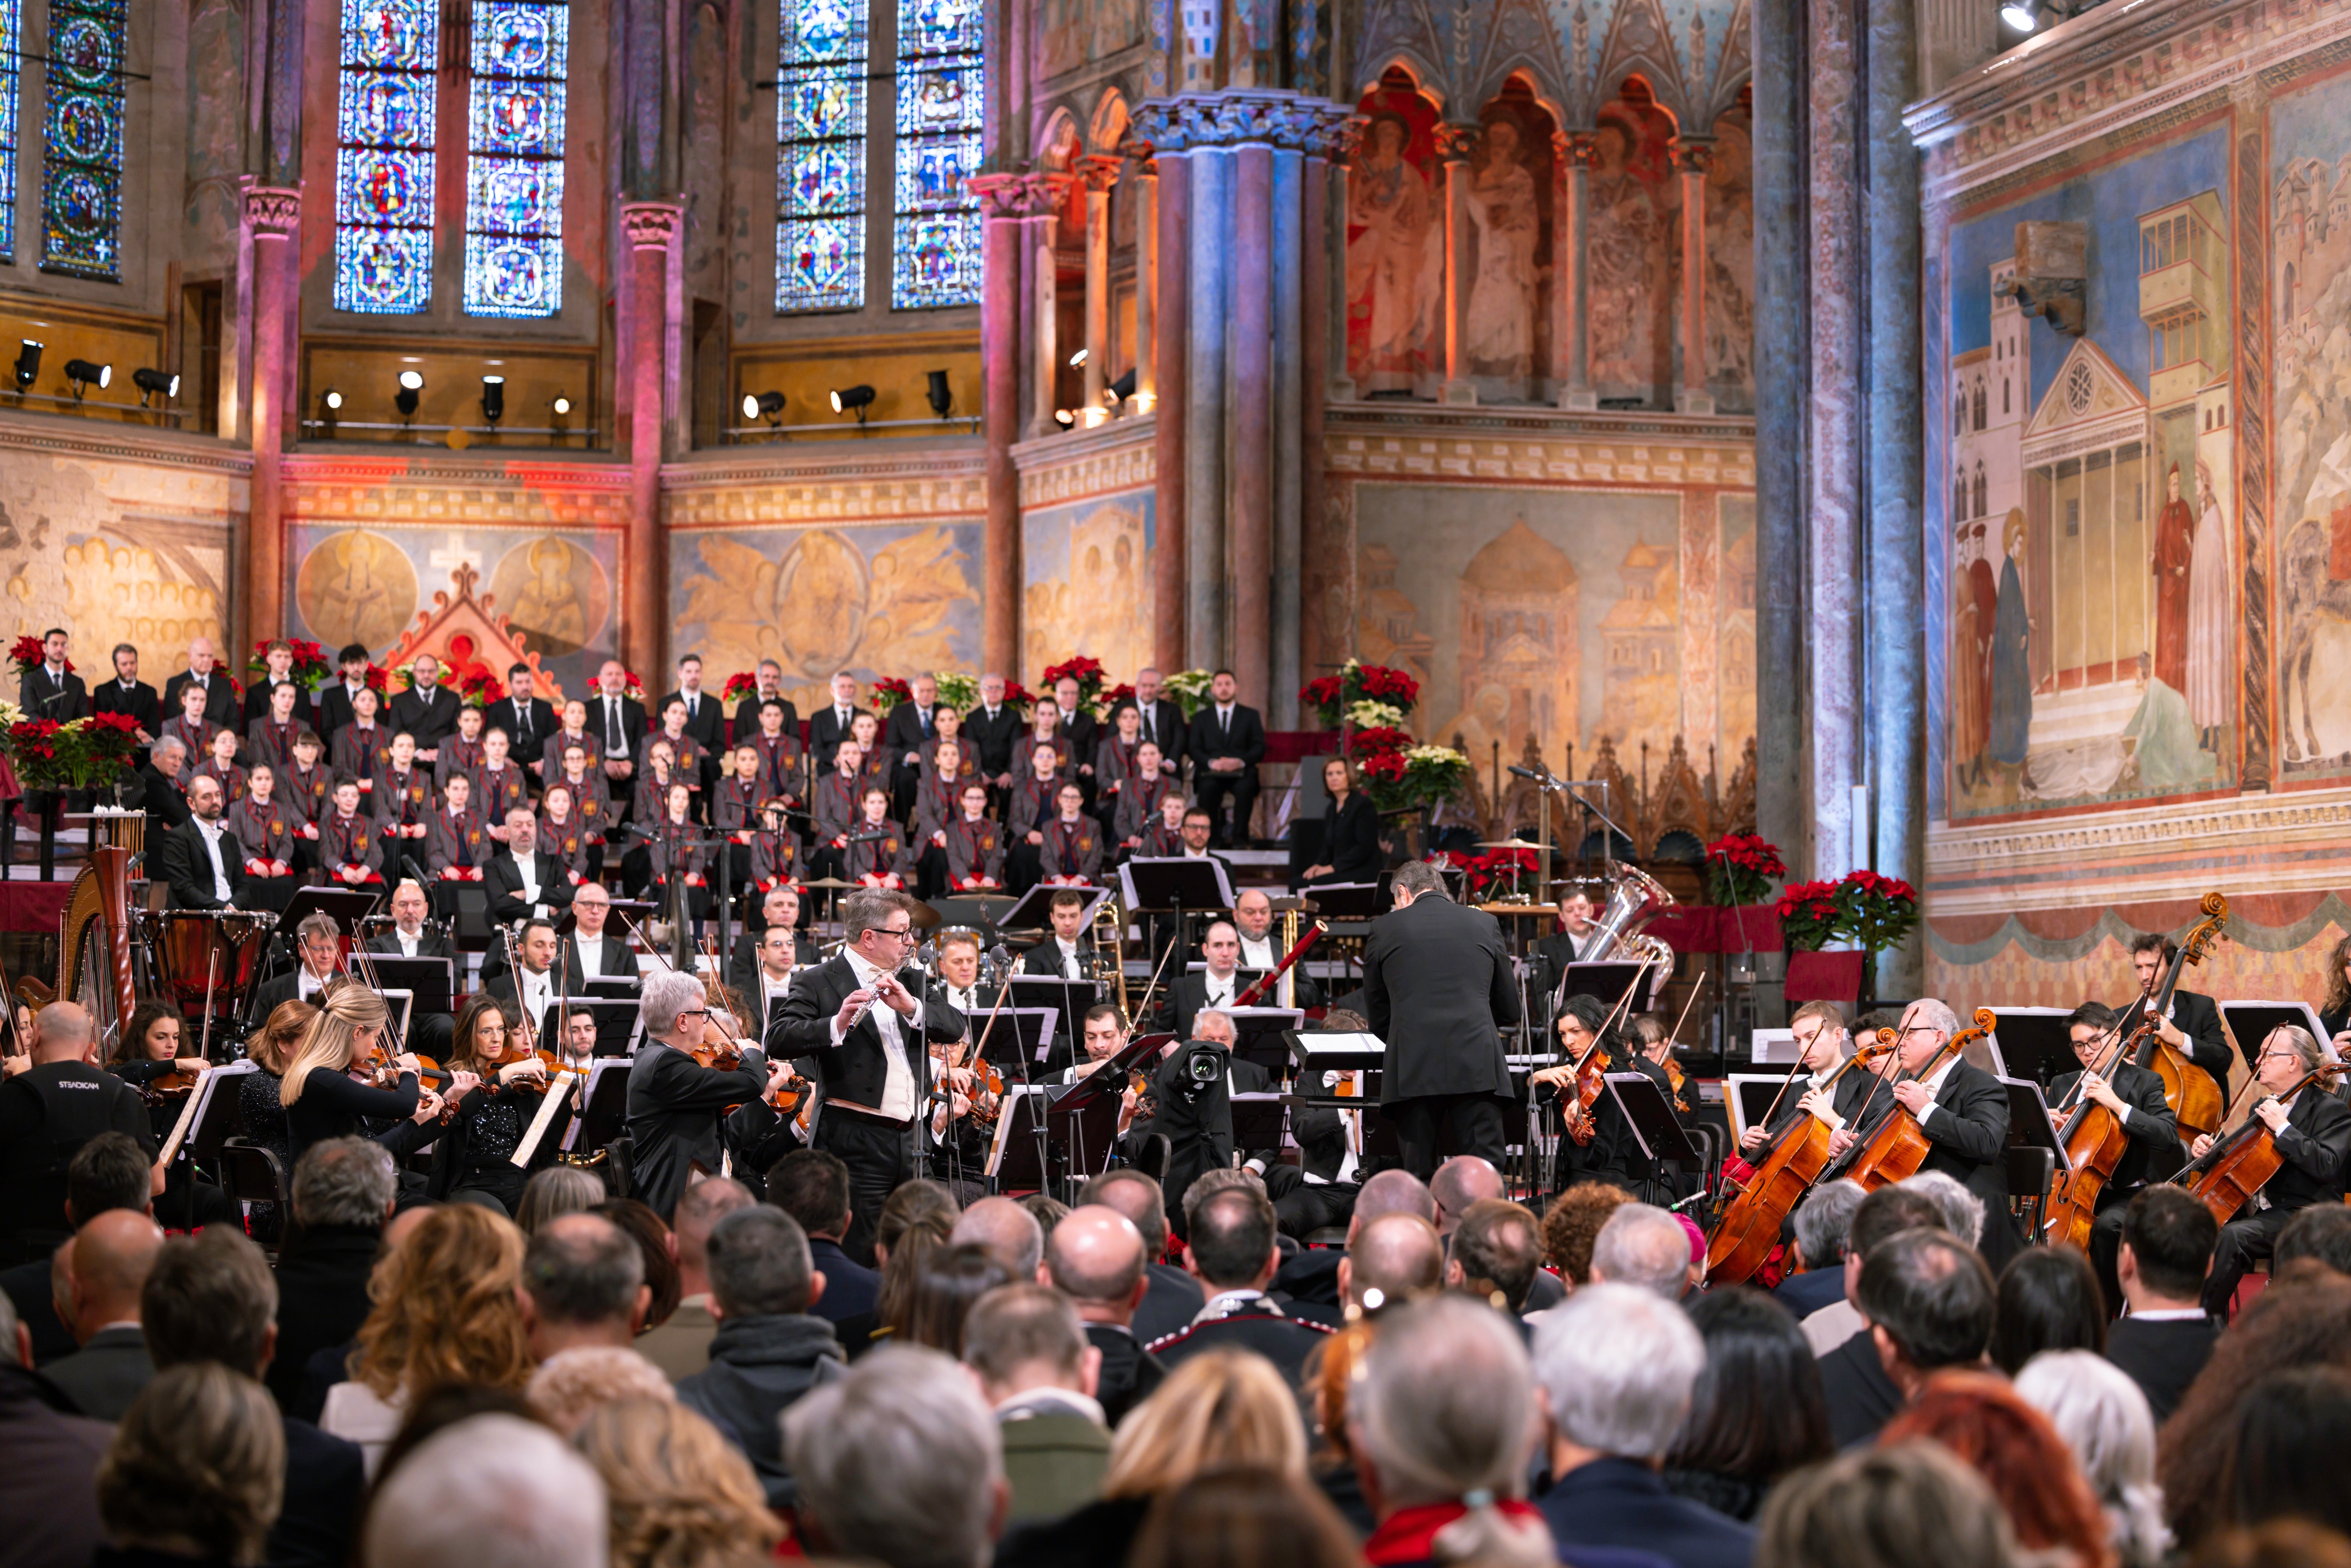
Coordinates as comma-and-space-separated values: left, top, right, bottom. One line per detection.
0, 410, 255, 479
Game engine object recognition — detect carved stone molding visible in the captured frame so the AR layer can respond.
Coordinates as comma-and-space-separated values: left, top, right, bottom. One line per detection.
621, 201, 684, 249
242, 183, 302, 239
1434, 123, 1483, 161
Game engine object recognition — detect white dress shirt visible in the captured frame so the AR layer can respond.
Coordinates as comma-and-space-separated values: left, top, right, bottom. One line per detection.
1203, 968, 1239, 1009
517, 966, 555, 1026
1239, 933, 1277, 969
834, 946, 917, 1120
394, 927, 423, 957
297, 965, 334, 1001
1054, 937, 1082, 980
192, 817, 233, 903
514, 854, 544, 914
575, 935, 605, 980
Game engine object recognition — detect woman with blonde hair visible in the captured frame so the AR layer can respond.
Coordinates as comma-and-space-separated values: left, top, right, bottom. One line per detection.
572, 1397, 781, 1568
97, 1362, 286, 1568
320, 1201, 531, 1475
515, 1165, 607, 1234
997, 1347, 1309, 1566
281, 983, 447, 1159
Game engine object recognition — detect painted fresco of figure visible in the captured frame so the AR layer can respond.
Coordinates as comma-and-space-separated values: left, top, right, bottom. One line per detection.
2185, 464, 2232, 748
1465, 118, 1540, 378
1585, 117, 1661, 387
1346, 113, 1439, 381
1990, 511, 2033, 769
1951, 521, 1989, 792
2152, 464, 2194, 693
1968, 521, 1999, 780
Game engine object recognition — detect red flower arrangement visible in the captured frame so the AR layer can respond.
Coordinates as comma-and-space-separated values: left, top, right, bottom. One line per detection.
1002, 680, 1035, 710
871, 676, 914, 712
364, 663, 389, 691
1775, 870, 1920, 956
1775, 879, 1846, 953
1346, 725, 1414, 760
1704, 832, 1787, 907
1301, 661, 1420, 728
1300, 675, 1344, 713
1041, 655, 1106, 693
1100, 682, 1136, 717
457, 669, 508, 708
1444, 846, 1539, 899
4, 712, 140, 791
8, 718, 58, 763
8, 635, 69, 681
1357, 751, 1407, 785
1356, 665, 1419, 704
722, 671, 762, 702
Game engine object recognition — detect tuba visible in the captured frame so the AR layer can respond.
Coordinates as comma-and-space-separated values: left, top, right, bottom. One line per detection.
1583, 863, 1674, 964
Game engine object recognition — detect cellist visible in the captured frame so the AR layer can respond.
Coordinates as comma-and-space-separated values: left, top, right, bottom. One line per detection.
1736, 1001, 1871, 1154
2188, 1024, 2351, 1317
1825, 997, 2021, 1269
2048, 1001, 2176, 1308
2121, 931, 2236, 1096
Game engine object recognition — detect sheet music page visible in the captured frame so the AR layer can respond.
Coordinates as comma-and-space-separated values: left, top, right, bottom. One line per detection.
513, 1071, 578, 1166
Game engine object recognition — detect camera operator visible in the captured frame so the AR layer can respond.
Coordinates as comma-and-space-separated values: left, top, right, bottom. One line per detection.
1133, 1010, 1274, 1234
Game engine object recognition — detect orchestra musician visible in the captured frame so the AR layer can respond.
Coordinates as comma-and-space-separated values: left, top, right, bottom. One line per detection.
365, 881, 456, 963
130, 736, 193, 831
227, 763, 297, 912
1157, 920, 1246, 1041
560, 881, 634, 987
1736, 1001, 1864, 1154
1532, 993, 1653, 1198
966, 672, 1023, 790
1363, 860, 1520, 1177
159, 774, 247, 912
746, 924, 806, 1041
934, 930, 995, 1019
1533, 888, 1602, 1015
486, 918, 566, 1044
728, 659, 797, 748
1232, 888, 1321, 1008
253, 914, 349, 1015
939, 781, 1005, 891
766, 889, 970, 1263
1037, 782, 1104, 886
924, 1033, 994, 1205
277, 984, 449, 1165
488, 807, 575, 926
2191, 1024, 2351, 1317
1022, 890, 1097, 986
625, 968, 787, 1220
426, 994, 554, 1216
726, 884, 819, 1003
2050, 1000, 2177, 1308
2121, 931, 2237, 1095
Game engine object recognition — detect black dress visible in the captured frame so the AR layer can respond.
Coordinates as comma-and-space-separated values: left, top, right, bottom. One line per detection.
236, 1067, 292, 1240
1308, 791, 1385, 884
427, 1081, 549, 1215
286, 1069, 421, 1161
111, 1061, 237, 1229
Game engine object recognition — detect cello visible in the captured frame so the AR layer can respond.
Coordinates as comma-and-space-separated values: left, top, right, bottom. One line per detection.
2042, 896, 2229, 1250
1705, 1033, 1896, 1285
2124, 890, 2229, 1144
2172, 1036, 2347, 1227
1824, 1007, 2000, 1193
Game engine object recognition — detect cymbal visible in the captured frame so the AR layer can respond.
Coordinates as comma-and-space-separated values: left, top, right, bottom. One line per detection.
907, 899, 943, 931
1479, 838, 1547, 851
800, 877, 855, 889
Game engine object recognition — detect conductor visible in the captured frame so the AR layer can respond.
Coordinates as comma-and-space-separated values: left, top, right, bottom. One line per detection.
1363, 859, 1522, 1176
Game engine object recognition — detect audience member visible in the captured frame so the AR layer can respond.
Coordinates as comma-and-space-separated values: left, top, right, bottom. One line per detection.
902, 1240, 1014, 1354
1043, 1203, 1167, 1426
45, 1207, 164, 1419
873, 1209, 958, 1355
0, 1130, 150, 1368
1154, 1181, 1332, 1385
1664, 1287, 1832, 1524
1812, 1187, 1948, 1444
1127, 1467, 1367, 1568
1589, 1202, 1697, 1300
94, 1363, 285, 1568
1775, 1180, 1865, 1322
2014, 1350, 2171, 1568
572, 1397, 781, 1568
2192, 1522, 2351, 1568
1880, 1371, 2115, 1568
1020, 1193, 1071, 1238
269, 1138, 394, 1411
521, 1210, 652, 1358
0, 1289, 112, 1568
1079, 1169, 1205, 1342
1541, 1182, 1634, 1290
637, 1176, 753, 1379
768, 1149, 880, 1328
514, 1166, 607, 1234
1900, 1172, 1987, 1252
956, 1193, 1047, 1279
529, 1342, 675, 1435
1843, 1229, 1996, 1447
674, 1203, 845, 1506
966, 1282, 1112, 1523
2104, 1186, 2218, 1424
1446, 1198, 1544, 1319
2217, 1365, 2351, 1542
2274, 1203, 2351, 1280
1272, 1168, 1439, 1324
785, 1345, 1008, 1568
591, 1198, 683, 1330
1341, 1210, 1445, 1317
1533, 1283, 1759, 1568
1756, 1440, 2023, 1568
361, 1413, 607, 1568
1991, 1245, 2108, 1374
1429, 1155, 1504, 1238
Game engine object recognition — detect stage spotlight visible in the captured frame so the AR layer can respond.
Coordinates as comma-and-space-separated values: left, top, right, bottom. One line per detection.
1999, 0, 2037, 25
552, 394, 572, 417
480, 375, 505, 426
64, 358, 110, 398
1068, 347, 1089, 367
742, 390, 787, 423
12, 341, 40, 391
395, 369, 424, 422
830, 383, 876, 424
1106, 368, 1137, 405
323, 388, 344, 410
925, 369, 954, 418
132, 367, 178, 404
1054, 408, 1076, 430
318, 388, 342, 437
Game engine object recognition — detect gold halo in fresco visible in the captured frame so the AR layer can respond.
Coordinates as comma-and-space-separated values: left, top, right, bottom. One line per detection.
294, 529, 420, 655
489, 536, 610, 660
773, 529, 870, 677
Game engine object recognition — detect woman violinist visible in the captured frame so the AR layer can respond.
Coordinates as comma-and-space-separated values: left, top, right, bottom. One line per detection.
2185, 1024, 2351, 1317
1530, 994, 1660, 1200
111, 1001, 237, 1229
426, 994, 556, 1218
280, 983, 466, 1164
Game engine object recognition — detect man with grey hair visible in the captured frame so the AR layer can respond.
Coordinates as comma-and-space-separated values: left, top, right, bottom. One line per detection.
133, 734, 194, 830
0, 1002, 150, 1269
522, 1212, 652, 1360
1589, 1202, 1696, 1300
1900, 1170, 1986, 1248
364, 1414, 608, 1568
1775, 1178, 1866, 1320
1429, 1154, 1504, 1238
625, 966, 783, 1219
963, 1284, 1109, 1524
954, 1195, 1044, 1281
1827, 995, 2018, 1269
639, 1176, 755, 1380
1533, 1283, 1758, 1568
769, 888, 968, 1262
269, 1139, 395, 1411
1364, 856, 1521, 1176
784, 1345, 1009, 1568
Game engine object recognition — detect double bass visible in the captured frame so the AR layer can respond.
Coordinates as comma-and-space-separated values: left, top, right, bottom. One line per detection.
2124, 890, 2229, 1144
2042, 896, 2228, 1250
1706, 1034, 1896, 1286
1824, 1008, 2000, 1193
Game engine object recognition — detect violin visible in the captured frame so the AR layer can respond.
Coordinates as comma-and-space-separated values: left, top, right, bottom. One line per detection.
1706, 1036, 1896, 1286
2122, 890, 2228, 1145
1824, 1008, 1998, 1193
2044, 895, 2228, 1250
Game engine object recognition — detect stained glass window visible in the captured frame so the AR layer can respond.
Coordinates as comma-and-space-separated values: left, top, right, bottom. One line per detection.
464, 0, 568, 317
39, 0, 127, 279
892, 0, 982, 309
775, 0, 868, 311
333, 0, 438, 314
0, 0, 20, 263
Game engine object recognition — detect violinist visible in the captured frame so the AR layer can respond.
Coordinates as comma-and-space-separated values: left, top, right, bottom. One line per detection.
252, 912, 350, 1014
2049, 1001, 2176, 1306
1532, 993, 1653, 1199
279, 984, 451, 1164
426, 994, 554, 1216
2121, 932, 2236, 1092
1825, 997, 2019, 1268
925, 1033, 995, 1204
110, 1002, 238, 1230
1737, 1001, 1864, 1154
2190, 1024, 2351, 1317
625, 969, 787, 1220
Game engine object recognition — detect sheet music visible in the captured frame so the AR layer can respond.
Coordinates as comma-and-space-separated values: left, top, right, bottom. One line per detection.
157, 1060, 258, 1167
512, 1070, 578, 1167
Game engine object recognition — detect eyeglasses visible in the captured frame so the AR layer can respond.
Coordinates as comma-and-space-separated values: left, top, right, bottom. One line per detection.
675, 1009, 710, 1024
1898, 1025, 1942, 1039
2258, 1048, 2302, 1065
878, 927, 916, 942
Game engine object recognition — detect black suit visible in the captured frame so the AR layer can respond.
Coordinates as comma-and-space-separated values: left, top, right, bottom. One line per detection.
2202, 1084, 2351, 1315
44, 1324, 151, 1420
313, 681, 373, 741
386, 684, 461, 752
1186, 702, 1266, 845
1818, 1325, 1905, 1448
1538, 1456, 1759, 1568
2115, 986, 2234, 1090
732, 693, 799, 747
662, 689, 726, 756
18, 663, 88, 723
2050, 1062, 2177, 1192
364, 929, 458, 966
1131, 1261, 1207, 1344
1363, 892, 1520, 1176
626, 1042, 772, 1219
488, 694, 557, 762
1843, 1056, 2019, 1269
591, 692, 648, 767
2103, 1314, 2218, 1423
92, 678, 159, 738
273, 1415, 365, 1568
1086, 1322, 1166, 1429
157, 815, 247, 910
808, 704, 863, 768
1133, 697, 1187, 769
1310, 792, 1384, 883
161, 669, 238, 731
125, 764, 191, 830
561, 931, 635, 990
963, 704, 1023, 779
268, 1223, 382, 1412
1156, 970, 1248, 1042
883, 701, 934, 758
485, 850, 576, 926
1144, 1291, 1330, 1389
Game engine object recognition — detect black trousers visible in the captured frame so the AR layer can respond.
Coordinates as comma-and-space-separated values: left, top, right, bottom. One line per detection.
2087, 1185, 2135, 1317
2206, 1205, 2296, 1317
817, 1106, 918, 1268
1193, 770, 1259, 846
1264, 1163, 1358, 1238
1389, 1094, 1505, 1179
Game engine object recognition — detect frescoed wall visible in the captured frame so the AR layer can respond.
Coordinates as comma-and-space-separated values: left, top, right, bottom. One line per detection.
1021, 490, 1153, 686
1344, 69, 1444, 396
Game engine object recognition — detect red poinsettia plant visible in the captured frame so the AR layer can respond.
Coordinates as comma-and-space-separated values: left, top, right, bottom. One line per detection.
245, 639, 330, 689
1776, 869, 1920, 957
8, 635, 69, 682
456, 668, 507, 708
871, 676, 914, 712
1099, 682, 1136, 718
1002, 680, 1035, 710
4, 710, 141, 792
1776, 879, 1846, 953
1704, 832, 1787, 907
1301, 660, 1421, 728
1444, 846, 1539, 900
722, 671, 763, 702
1346, 725, 1414, 761
1040, 656, 1107, 708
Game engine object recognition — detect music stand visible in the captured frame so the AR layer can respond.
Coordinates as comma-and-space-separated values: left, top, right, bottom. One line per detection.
993, 884, 1114, 934
973, 1006, 1059, 1072
1120, 858, 1236, 914
2004, 1077, 2069, 1174
369, 955, 454, 1015
1230, 1091, 1288, 1166
1300, 882, 1383, 921
1562, 961, 1651, 1010
1987, 1008, 2074, 1087
1225, 1006, 1305, 1081
563, 1060, 632, 1156
1603, 1072, 1700, 1166
176, 1061, 258, 1232
1043, 1079, 1127, 1189
557, 997, 642, 1058
2221, 1001, 2331, 1062
583, 975, 641, 1001
1724, 1072, 1793, 1144
987, 1086, 1053, 1190
283, 885, 384, 932
379, 990, 413, 1052
1004, 977, 1091, 1070
1286, 1030, 1385, 1080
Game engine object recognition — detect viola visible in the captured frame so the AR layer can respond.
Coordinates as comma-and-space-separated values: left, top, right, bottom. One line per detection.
2122, 890, 2229, 1145
1824, 1008, 1999, 1193
1705, 1038, 1893, 1286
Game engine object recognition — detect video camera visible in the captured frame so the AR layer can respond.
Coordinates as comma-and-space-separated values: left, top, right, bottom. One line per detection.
1169, 1039, 1226, 1103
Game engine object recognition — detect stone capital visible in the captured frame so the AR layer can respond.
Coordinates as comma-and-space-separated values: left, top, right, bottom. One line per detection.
1555, 131, 1597, 171
621, 200, 684, 249
1434, 122, 1482, 162
242, 182, 303, 239
1079, 154, 1125, 194
1672, 138, 1715, 176
1324, 112, 1368, 165
970, 172, 1035, 220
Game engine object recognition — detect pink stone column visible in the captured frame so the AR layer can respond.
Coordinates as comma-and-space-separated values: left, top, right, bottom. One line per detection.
973, 174, 1031, 674
241, 184, 301, 648
1561, 135, 1597, 410
1231, 136, 1275, 707
620, 201, 681, 678
1438, 124, 1479, 404
1301, 126, 1333, 684
1675, 142, 1715, 415
1080, 156, 1121, 425
1130, 152, 1158, 408
1026, 173, 1073, 441
1809, 0, 1863, 877
1152, 149, 1191, 671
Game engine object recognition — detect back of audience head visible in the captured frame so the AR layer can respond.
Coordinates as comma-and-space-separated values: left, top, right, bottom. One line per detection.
591, 1199, 681, 1330
1185, 1182, 1281, 1292
766, 1149, 852, 1243
292, 1136, 397, 1231
876, 1211, 958, 1338
523, 1211, 651, 1348
1534, 1281, 1706, 1463
514, 1165, 607, 1235
355, 1202, 530, 1400
1353, 1293, 1538, 1518
784, 1345, 1006, 1568
1101, 1347, 1307, 1498
1588, 1201, 1693, 1298
1758, 1439, 2023, 1568
1858, 1228, 1995, 1388
573, 1397, 780, 1568
2221, 1365, 2351, 1541
1898, 1171, 1987, 1249
1542, 1181, 1634, 1286
2014, 1350, 2171, 1568
99, 1362, 285, 1568
528, 1345, 676, 1436
56, 1207, 164, 1338
953, 1194, 1045, 1280
1665, 1286, 1831, 1490
1882, 1371, 2115, 1568
904, 1241, 1013, 1354
1350, 1168, 1436, 1233
1429, 1155, 1503, 1237
68, 1130, 154, 1224
1992, 1245, 2107, 1373
962, 1282, 1097, 1406
1343, 1209, 1443, 1315
1128, 1467, 1367, 1568
1448, 1198, 1542, 1313
0, 1290, 24, 1367
2194, 1521, 2351, 1568
143, 1227, 277, 1376
876, 1178, 963, 1262
364, 1413, 608, 1568
2274, 1204, 2351, 1282
1018, 1193, 1070, 1239
1792, 1180, 1866, 1274
1078, 1169, 1170, 1260
670, 1176, 755, 1285
706, 1203, 820, 1319
1042, 1204, 1147, 1321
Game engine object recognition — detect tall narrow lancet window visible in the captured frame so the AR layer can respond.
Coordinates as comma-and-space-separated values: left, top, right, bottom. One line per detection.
0, 0, 20, 261
334, 0, 439, 313
775, 0, 869, 311
39, 0, 127, 278
891, 0, 982, 308
464, 0, 568, 316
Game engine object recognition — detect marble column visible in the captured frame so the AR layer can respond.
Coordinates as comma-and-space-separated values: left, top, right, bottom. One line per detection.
974, 175, 1031, 675
1753, 0, 1809, 873
1302, 122, 1333, 688
1132, 154, 1158, 410
1808, 0, 1863, 881
1187, 133, 1231, 668
1560, 135, 1597, 411
1080, 156, 1120, 425
1325, 124, 1361, 402
1675, 142, 1715, 416
1152, 145, 1191, 669
1026, 181, 1068, 440
239, 184, 301, 652
1232, 135, 1274, 709
1438, 124, 1478, 404
620, 202, 681, 679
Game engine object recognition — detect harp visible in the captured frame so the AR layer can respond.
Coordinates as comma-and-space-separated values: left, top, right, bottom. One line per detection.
14, 846, 137, 1048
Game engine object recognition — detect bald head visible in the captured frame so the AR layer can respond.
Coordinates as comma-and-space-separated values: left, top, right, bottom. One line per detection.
1078, 1170, 1168, 1257
382, 1205, 435, 1253
1342, 1211, 1444, 1313
1430, 1157, 1504, 1237
58, 1208, 164, 1339
1349, 1169, 1436, 1245
954, 1196, 1045, 1281
32, 1002, 94, 1065
672, 1177, 754, 1275
1043, 1206, 1147, 1324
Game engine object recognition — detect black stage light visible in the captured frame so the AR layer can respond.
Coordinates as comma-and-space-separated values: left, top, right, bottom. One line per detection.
480, 375, 505, 426
12, 340, 40, 390
830, 383, 876, 424
926, 370, 954, 418
64, 357, 110, 397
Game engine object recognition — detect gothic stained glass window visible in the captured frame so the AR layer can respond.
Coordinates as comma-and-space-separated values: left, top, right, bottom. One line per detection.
0, 0, 20, 263
333, 0, 438, 314
892, 0, 982, 309
39, 0, 127, 279
463, 0, 568, 317
775, 0, 868, 311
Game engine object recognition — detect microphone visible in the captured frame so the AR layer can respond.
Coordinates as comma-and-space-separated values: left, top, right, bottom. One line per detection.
1507, 764, 1550, 781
